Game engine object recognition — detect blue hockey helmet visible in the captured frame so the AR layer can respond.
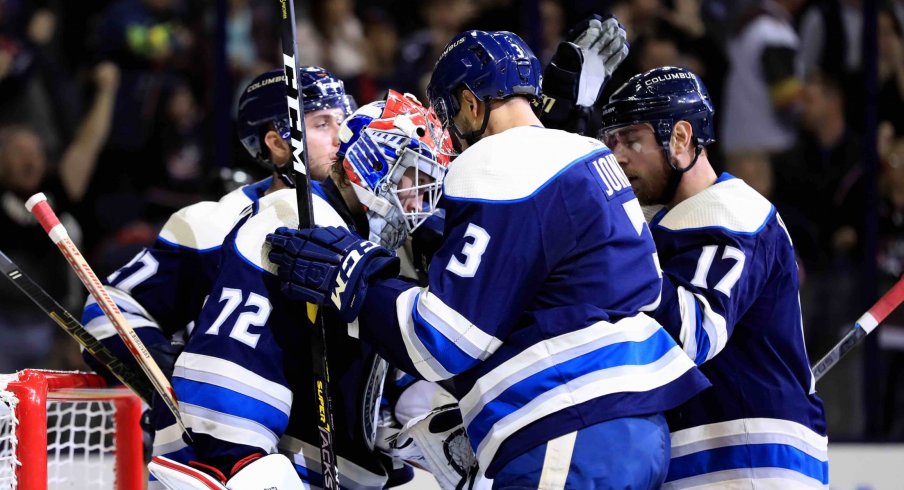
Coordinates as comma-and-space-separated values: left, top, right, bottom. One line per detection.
237, 66, 356, 162
426, 30, 541, 131
600, 66, 715, 158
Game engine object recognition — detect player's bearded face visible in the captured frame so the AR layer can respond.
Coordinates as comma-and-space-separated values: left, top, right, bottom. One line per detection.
603, 124, 672, 205
304, 108, 344, 181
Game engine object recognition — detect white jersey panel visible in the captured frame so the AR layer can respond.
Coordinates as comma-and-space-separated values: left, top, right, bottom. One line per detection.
442, 126, 608, 202
235, 188, 347, 273
158, 186, 257, 251
656, 178, 774, 234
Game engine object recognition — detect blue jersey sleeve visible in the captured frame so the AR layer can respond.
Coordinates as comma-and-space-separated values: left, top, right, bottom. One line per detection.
360, 196, 553, 381
650, 180, 781, 365
80, 241, 220, 382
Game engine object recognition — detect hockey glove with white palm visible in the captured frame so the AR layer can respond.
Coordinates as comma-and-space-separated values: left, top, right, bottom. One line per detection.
266, 226, 400, 323
541, 14, 628, 135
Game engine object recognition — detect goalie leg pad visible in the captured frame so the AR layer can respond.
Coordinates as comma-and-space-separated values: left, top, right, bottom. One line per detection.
225, 453, 305, 489
150, 454, 305, 490
149, 456, 227, 490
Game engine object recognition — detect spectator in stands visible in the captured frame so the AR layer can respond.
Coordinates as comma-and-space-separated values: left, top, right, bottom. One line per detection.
0, 2, 81, 159
0, 62, 119, 372
773, 71, 866, 438
879, 4, 904, 135
798, 0, 864, 128
394, 0, 474, 96
877, 128, 904, 439
296, 0, 368, 100
721, 0, 805, 160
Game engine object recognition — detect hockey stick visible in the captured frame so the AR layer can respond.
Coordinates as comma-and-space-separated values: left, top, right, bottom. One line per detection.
812, 274, 904, 381
277, 1, 340, 487
25, 193, 189, 436
0, 249, 155, 403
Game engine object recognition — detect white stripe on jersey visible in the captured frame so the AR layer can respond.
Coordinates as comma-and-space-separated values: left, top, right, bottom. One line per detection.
415, 289, 503, 361
175, 352, 293, 414
675, 286, 729, 363
396, 287, 454, 381
153, 423, 188, 457
181, 403, 279, 453
670, 418, 828, 461
663, 468, 827, 489
82, 286, 162, 341
473, 347, 693, 472
538, 431, 577, 489
459, 314, 663, 424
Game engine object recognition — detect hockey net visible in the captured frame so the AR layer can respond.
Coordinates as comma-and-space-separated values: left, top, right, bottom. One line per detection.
0, 369, 143, 490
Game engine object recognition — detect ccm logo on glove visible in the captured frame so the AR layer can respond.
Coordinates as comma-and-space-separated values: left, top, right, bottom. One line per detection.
331, 240, 379, 310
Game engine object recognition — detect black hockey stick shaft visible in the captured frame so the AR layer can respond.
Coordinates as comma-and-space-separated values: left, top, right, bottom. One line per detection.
0, 249, 155, 403
278, 1, 339, 488
812, 275, 904, 381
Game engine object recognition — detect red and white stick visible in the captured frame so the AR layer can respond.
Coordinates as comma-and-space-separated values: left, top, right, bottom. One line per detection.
26, 192, 188, 435
812, 275, 904, 382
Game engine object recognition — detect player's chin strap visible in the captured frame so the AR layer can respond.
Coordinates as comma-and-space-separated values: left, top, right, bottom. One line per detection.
273, 162, 296, 188
149, 453, 306, 490
661, 142, 704, 205
450, 97, 492, 147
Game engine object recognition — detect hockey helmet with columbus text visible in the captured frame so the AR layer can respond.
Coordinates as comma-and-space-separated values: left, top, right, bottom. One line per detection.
600, 66, 715, 158
237, 66, 356, 164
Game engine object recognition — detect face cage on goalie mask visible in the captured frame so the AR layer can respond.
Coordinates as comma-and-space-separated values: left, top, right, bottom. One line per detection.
378, 146, 446, 235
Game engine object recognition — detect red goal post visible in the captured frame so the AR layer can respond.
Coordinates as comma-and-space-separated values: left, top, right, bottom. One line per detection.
0, 369, 144, 489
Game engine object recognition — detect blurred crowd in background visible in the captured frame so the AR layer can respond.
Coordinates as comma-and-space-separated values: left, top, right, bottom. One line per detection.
1, 0, 903, 443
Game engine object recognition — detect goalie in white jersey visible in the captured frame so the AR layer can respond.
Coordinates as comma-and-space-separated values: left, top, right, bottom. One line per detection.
600, 66, 829, 488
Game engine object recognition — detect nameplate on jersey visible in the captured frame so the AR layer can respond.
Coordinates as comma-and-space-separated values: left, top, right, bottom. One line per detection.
589, 153, 631, 200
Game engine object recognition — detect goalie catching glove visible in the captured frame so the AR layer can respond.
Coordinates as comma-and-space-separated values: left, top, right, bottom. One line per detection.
266, 226, 400, 322
540, 14, 628, 136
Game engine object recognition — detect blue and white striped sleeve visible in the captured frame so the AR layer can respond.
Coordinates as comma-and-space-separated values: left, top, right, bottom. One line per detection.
653, 236, 763, 365
360, 200, 548, 381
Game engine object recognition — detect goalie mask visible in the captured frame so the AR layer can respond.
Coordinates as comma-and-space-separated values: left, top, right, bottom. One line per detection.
338, 90, 451, 250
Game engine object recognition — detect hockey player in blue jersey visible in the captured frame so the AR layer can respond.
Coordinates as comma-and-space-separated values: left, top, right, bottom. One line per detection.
78, 67, 356, 482
266, 30, 711, 489
147, 93, 454, 489
599, 66, 829, 488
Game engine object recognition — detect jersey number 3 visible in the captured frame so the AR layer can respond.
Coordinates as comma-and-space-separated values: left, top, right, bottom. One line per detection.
446, 223, 491, 278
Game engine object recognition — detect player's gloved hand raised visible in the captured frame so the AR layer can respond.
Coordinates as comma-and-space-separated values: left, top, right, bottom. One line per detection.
540, 14, 628, 135
266, 226, 400, 323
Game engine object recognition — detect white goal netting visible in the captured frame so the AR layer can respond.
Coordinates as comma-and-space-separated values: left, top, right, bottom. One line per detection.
0, 370, 143, 490
45, 396, 119, 488
0, 384, 18, 489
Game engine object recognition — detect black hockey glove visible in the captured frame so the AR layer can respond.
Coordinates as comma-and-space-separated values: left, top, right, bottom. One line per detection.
266, 226, 400, 323
540, 15, 628, 136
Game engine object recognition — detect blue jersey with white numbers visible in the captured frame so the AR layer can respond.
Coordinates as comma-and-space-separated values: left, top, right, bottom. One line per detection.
81, 178, 272, 369
358, 126, 710, 477
172, 188, 394, 489
650, 174, 828, 488
80, 179, 273, 473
